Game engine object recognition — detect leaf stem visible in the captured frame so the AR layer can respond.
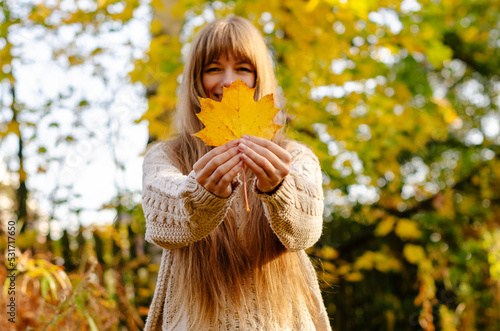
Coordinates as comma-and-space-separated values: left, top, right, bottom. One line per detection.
242, 165, 250, 212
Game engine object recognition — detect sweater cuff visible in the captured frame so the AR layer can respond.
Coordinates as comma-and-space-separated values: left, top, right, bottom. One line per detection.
252, 172, 297, 209
185, 170, 242, 211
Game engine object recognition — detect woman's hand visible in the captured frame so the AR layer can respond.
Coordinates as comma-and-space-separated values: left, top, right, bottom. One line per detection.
193, 139, 243, 198
238, 135, 291, 193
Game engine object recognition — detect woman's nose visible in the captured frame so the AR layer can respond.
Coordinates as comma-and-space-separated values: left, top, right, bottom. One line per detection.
221, 70, 237, 87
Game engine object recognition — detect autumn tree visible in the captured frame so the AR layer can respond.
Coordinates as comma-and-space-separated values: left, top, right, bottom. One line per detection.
1, 0, 499, 330
133, 0, 500, 330
1, 0, 152, 329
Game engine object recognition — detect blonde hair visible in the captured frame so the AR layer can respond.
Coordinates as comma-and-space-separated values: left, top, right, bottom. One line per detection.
163, 16, 317, 329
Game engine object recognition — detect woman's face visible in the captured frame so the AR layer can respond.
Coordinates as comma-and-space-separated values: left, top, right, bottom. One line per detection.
202, 52, 255, 102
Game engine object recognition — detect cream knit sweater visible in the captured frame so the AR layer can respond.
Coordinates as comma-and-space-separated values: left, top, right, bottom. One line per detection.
142, 140, 332, 331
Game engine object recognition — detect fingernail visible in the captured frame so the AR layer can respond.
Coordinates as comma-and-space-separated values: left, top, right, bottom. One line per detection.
239, 144, 246, 150
242, 135, 249, 139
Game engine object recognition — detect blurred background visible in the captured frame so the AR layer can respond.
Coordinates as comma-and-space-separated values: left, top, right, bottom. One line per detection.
1, 0, 499, 330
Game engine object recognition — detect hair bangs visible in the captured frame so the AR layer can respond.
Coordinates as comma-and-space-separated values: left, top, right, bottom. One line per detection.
203, 22, 255, 68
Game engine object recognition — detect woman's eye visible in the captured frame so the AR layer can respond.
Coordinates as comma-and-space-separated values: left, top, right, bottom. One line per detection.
238, 67, 252, 72
205, 67, 219, 72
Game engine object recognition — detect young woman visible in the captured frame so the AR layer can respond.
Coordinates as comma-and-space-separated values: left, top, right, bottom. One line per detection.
142, 16, 331, 330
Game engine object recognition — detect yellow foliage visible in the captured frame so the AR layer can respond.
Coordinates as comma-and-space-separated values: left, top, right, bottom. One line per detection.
322, 261, 336, 273
337, 264, 351, 275
395, 219, 422, 241
439, 305, 458, 331
375, 255, 402, 273
403, 244, 426, 264
354, 251, 375, 270
426, 40, 453, 68
150, 0, 165, 10
97, 0, 107, 9
0, 120, 20, 137
433, 97, 459, 124
393, 83, 413, 102
385, 310, 396, 331
318, 246, 339, 260
375, 216, 396, 236
68, 55, 85, 66
345, 271, 364, 282
305, 0, 320, 12
7, 251, 72, 301
461, 26, 479, 43
354, 250, 402, 273
28, 4, 52, 23
482, 229, 500, 281
345, 0, 378, 20
151, 19, 163, 35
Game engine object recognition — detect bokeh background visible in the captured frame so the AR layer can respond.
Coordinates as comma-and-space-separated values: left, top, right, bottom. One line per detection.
1, 0, 500, 330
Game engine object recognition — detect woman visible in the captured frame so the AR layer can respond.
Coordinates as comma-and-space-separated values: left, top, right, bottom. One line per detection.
142, 16, 331, 330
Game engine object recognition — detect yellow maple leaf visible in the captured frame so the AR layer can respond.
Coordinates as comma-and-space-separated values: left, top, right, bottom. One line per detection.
193, 79, 283, 147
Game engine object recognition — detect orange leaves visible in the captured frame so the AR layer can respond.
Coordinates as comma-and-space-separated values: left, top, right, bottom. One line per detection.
14, 251, 73, 303
193, 80, 283, 147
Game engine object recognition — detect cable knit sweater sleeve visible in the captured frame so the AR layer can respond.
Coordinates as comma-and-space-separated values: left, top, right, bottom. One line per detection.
254, 142, 324, 252
142, 142, 241, 250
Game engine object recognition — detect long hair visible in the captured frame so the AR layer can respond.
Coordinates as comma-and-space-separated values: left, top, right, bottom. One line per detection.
163, 16, 318, 329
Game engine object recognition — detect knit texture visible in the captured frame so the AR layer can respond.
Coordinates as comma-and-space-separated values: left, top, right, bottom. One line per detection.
142, 141, 332, 330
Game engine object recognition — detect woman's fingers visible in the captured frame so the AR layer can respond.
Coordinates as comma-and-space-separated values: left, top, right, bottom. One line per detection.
193, 136, 292, 195
195, 147, 237, 186
239, 144, 278, 180
241, 152, 281, 193
208, 153, 241, 184
238, 135, 291, 193
239, 138, 282, 171
240, 152, 269, 178
193, 139, 239, 172
194, 141, 243, 197
203, 155, 243, 197
194, 140, 239, 181
242, 135, 291, 164
214, 160, 244, 196
203, 146, 239, 177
